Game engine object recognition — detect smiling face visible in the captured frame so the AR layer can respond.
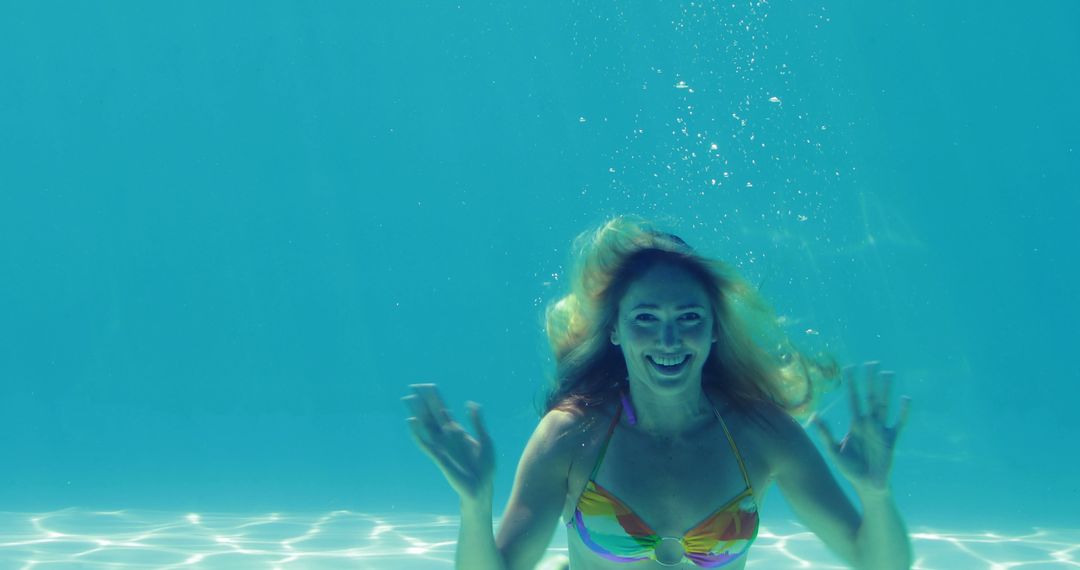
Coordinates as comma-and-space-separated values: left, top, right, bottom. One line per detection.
610, 261, 717, 395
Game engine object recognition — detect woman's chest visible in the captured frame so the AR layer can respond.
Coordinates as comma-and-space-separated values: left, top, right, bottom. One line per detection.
563, 418, 772, 534
565, 536, 750, 570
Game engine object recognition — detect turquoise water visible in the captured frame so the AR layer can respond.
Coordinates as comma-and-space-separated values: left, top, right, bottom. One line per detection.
2, 1, 1077, 568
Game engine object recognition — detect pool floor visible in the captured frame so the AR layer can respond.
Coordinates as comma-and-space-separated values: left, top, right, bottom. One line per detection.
0, 510, 1075, 568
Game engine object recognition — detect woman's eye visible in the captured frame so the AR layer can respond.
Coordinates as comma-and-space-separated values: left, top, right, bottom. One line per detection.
634, 314, 657, 322
680, 312, 702, 321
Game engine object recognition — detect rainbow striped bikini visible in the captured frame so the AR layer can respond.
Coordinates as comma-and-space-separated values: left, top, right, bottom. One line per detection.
568, 403, 759, 567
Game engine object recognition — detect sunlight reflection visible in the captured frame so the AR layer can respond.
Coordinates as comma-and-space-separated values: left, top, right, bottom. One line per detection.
0, 510, 1074, 569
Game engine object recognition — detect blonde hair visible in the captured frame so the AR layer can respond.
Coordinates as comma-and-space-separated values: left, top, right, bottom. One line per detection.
544, 216, 837, 420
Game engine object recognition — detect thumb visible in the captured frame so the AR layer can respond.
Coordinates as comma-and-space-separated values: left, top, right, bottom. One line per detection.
467, 401, 491, 445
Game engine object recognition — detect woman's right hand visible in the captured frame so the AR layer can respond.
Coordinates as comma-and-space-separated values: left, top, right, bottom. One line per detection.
403, 384, 495, 503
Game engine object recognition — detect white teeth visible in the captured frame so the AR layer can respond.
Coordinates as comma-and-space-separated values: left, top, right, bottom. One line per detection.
651, 355, 689, 366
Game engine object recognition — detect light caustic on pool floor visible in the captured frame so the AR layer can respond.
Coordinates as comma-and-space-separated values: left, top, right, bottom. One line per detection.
0, 510, 1077, 569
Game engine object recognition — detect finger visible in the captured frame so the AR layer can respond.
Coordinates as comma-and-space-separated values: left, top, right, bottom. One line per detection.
876, 371, 895, 424
407, 413, 464, 467
811, 415, 840, 456
863, 361, 881, 421
407, 418, 470, 482
418, 384, 452, 422
895, 396, 912, 434
845, 366, 863, 419
402, 393, 425, 416
467, 401, 491, 444
412, 384, 453, 426
406, 417, 437, 455
402, 393, 443, 436
402, 394, 429, 424
864, 363, 878, 420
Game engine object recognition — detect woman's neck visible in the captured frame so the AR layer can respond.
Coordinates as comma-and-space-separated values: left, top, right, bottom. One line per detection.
624, 381, 715, 437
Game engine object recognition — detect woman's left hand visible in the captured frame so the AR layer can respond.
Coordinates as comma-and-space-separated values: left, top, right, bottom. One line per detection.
812, 361, 911, 495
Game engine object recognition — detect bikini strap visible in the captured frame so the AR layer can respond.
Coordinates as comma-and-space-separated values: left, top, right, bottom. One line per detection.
588, 405, 622, 480
713, 406, 755, 492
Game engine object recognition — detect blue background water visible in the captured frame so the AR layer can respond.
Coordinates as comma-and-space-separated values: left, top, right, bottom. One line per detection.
2, 0, 1077, 539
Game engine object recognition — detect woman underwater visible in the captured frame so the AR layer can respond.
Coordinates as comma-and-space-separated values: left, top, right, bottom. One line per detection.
403, 217, 912, 569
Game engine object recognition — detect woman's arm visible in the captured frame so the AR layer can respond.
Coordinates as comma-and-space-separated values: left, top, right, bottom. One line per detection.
849, 489, 911, 570
404, 384, 576, 570
770, 411, 912, 569
493, 409, 580, 569
459, 410, 578, 570
768, 363, 912, 570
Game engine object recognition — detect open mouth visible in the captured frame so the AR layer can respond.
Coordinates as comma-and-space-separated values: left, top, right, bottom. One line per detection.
647, 354, 691, 375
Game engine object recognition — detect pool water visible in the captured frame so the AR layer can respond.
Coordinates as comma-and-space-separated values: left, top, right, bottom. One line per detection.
2, 1, 1077, 568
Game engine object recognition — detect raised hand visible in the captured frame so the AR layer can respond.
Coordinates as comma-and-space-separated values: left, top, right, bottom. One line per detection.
403, 384, 495, 501
812, 362, 911, 495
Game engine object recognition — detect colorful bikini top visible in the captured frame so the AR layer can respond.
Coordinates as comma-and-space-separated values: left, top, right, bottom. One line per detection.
568, 401, 759, 567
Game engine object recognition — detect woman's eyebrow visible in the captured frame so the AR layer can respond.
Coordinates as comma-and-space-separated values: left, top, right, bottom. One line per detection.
631, 303, 707, 310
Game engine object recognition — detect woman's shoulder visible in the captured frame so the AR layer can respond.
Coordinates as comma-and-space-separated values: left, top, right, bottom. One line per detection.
725, 397, 819, 476
532, 403, 617, 457
711, 391, 807, 451
709, 387, 799, 434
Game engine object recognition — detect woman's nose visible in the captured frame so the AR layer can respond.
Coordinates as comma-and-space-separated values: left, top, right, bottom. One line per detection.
660, 322, 680, 347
